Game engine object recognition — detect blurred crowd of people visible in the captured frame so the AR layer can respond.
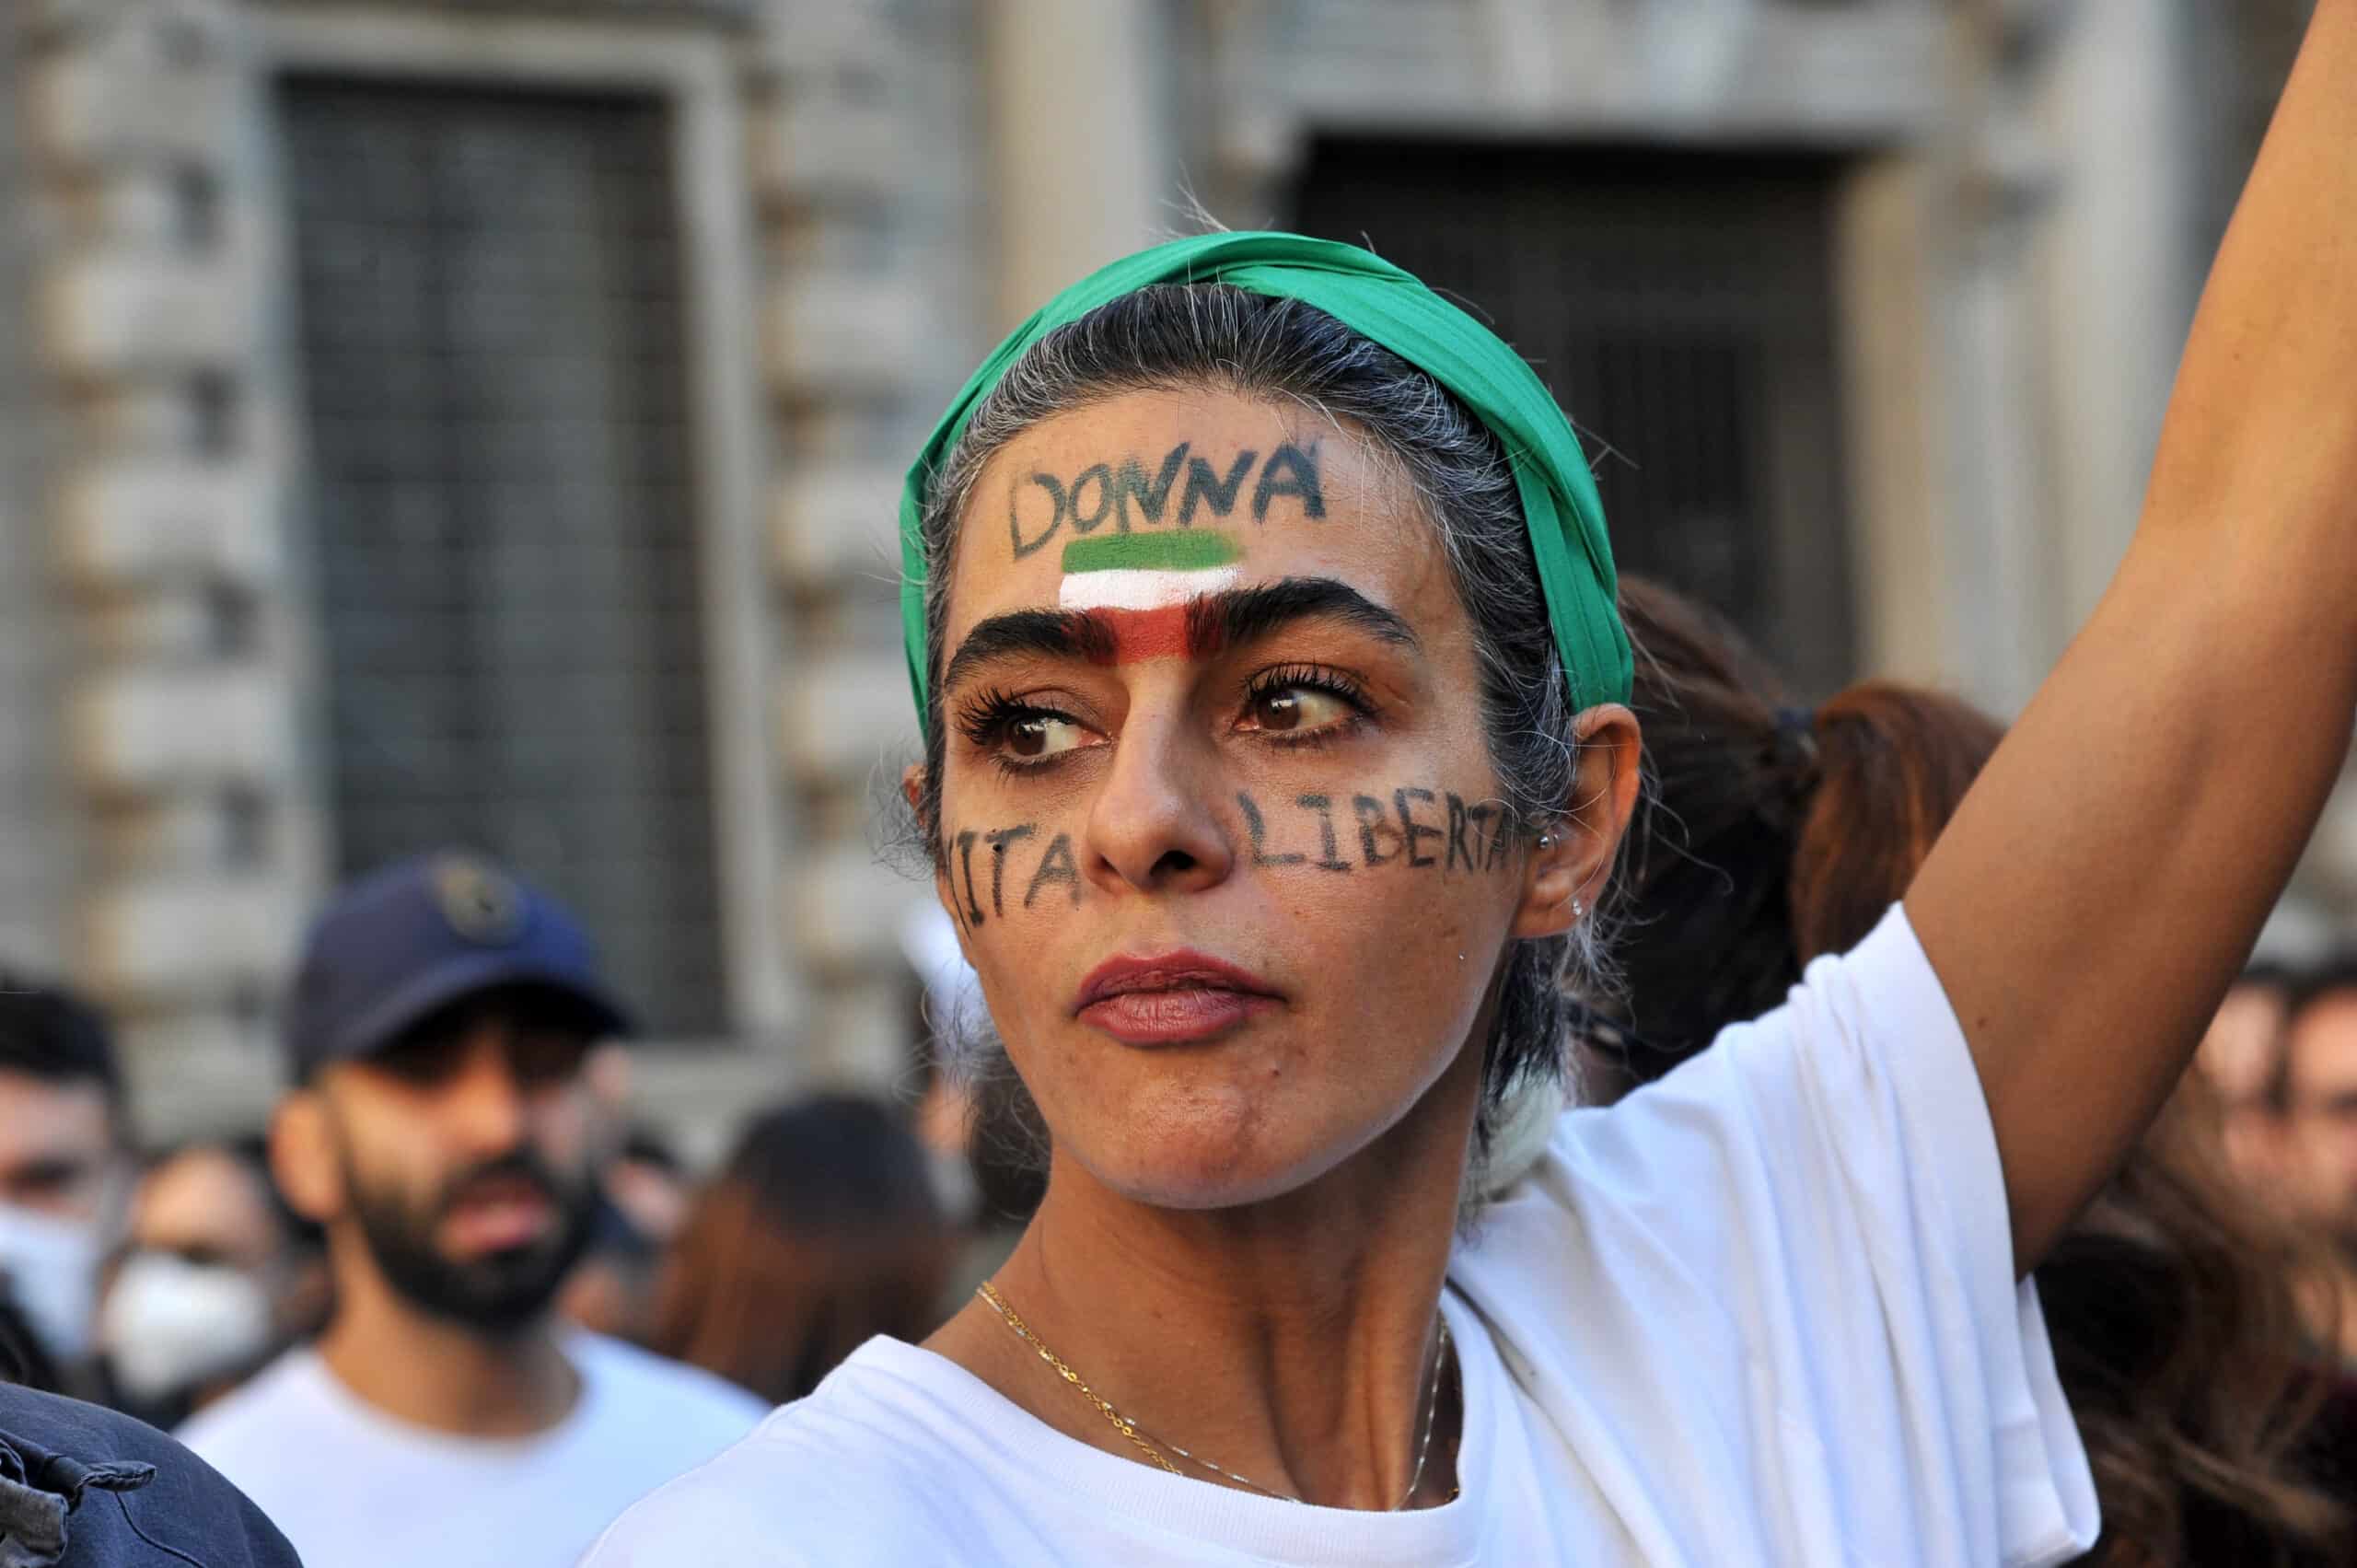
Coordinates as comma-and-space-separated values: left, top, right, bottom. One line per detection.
0, 583, 2351, 1565
0, 854, 1011, 1566
2199, 959, 2357, 1371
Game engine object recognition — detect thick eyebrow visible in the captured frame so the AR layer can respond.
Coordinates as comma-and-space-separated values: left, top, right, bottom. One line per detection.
938, 575, 1419, 696
1185, 576, 1420, 659
939, 609, 1116, 695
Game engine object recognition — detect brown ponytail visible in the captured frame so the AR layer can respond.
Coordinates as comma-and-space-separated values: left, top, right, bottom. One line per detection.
1606, 581, 2009, 1065
1596, 578, 1817, 1093
1788, 682, 2003, 964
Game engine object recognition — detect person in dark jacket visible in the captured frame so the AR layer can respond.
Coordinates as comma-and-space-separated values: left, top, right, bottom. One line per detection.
0, 1378, 298, 1567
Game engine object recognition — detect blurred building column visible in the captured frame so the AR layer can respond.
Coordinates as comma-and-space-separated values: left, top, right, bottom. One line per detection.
1835, 156, 1959, 694
2030, 0, 2179, 642
1832, 3, 2046, 708
1846, 0, 2162, 715
986, 0, 1163, 334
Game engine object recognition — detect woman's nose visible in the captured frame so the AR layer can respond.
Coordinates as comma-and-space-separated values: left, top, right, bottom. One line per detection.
1080, 702, 1234, 896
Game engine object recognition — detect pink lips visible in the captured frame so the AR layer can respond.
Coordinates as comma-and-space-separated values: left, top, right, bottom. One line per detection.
1072, 950, 1283, 1046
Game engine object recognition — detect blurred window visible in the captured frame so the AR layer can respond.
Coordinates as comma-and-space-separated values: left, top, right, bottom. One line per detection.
1293, 139, 1857, 694
280, 81, 726, 1036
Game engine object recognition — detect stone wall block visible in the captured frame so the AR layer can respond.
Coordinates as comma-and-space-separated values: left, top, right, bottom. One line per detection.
753, 93, 911, 207
776, 652, 911, 784
762, 272, 923, 399
41, 253, 248, 379
769, 462, 900, 589
83, 588, 215, 662
79, 871, 301, 1005
97, 793, 234, 869
71, 170, 188, 250
26, 0, 233, 52
57, 459, 277, 589
752, 6, 897, 87
72, 385, 214, 455
28, 49, 235, 172
70, 664, 296, 795
792, 845, 920, 979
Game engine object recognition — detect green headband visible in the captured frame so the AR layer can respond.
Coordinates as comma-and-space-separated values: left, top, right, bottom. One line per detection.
899, 231, 1631, 719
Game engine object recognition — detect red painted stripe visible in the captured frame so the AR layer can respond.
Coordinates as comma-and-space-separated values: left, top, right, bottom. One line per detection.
1083, 604, 1191, 665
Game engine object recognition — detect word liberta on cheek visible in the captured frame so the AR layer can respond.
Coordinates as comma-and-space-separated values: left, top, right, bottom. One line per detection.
943, 785, 1513, 934
1010, 440, 1326, 561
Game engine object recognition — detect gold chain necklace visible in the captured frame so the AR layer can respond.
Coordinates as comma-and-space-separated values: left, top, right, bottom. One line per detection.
975, 1280, 1456, 1509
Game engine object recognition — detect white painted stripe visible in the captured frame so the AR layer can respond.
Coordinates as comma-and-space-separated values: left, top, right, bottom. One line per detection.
1058, 565, 1238, 613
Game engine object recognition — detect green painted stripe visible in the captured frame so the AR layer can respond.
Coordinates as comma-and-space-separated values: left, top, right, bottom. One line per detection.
1060, 529, 1238, 575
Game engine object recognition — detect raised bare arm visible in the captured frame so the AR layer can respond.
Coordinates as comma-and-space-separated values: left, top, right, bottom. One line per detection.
1908, 0, 2357, 1270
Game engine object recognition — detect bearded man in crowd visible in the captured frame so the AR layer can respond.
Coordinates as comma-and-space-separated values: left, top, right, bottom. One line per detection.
180, 854, 764, 1568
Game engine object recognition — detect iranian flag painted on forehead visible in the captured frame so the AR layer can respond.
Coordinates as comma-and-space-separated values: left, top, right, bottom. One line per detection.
1058, 531, 1239, 660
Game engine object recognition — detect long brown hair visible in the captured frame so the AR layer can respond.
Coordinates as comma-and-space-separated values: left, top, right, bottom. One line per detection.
647, 1096, 950, 1406
1596, 579, 2003, 1093
1602, 575, 2348, 1566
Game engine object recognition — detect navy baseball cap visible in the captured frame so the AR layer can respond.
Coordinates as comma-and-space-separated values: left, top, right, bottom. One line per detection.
283, 852, 632, 1078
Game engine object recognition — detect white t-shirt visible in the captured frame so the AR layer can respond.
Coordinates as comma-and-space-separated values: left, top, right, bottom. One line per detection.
179, 1331, 767, 1568
586, 909, 2100, 1566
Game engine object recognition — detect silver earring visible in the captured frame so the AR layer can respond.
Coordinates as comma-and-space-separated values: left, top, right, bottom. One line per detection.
1570, 898, 1585, 920
1537, 833, 1557, 849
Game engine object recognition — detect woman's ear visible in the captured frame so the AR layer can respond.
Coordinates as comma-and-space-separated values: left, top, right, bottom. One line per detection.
900, 762, 927, 818
1514, 703, 1643, 940
269, 1090, 344, 1226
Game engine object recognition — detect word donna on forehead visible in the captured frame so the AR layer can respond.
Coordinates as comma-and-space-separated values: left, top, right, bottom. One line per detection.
1010, 441, 1325, 561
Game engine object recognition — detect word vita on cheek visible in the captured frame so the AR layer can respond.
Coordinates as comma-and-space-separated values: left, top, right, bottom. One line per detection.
942, 786, 1516, 930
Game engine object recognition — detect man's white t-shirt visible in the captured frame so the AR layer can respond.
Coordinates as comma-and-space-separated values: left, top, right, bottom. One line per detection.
180, 1331, 766, 1568
586, 909, 2101, 1566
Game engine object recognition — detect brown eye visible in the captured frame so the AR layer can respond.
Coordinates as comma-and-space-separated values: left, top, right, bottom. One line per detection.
1244, 683, 1354, 736
1004, 712, 1091, 760
1253, 690, 1304, 732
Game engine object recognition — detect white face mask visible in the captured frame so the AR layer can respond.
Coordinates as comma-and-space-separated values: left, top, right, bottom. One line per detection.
0, 1202, 101, 1365
99, 1250, 273, 1406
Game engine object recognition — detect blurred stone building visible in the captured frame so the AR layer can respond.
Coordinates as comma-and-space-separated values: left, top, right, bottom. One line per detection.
0, 0, 2332, 1144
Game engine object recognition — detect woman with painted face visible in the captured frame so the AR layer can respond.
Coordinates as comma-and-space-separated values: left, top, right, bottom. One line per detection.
589, 9, 2357, 1563
1598, 576, 2351, 1567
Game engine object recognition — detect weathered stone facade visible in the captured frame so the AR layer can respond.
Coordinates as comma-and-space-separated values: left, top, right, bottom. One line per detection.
0, 0, 2338, 1146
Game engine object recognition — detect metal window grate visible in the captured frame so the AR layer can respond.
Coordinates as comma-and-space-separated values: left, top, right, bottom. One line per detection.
1294, 139, 1857, 695
281, 79, 726, 1036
